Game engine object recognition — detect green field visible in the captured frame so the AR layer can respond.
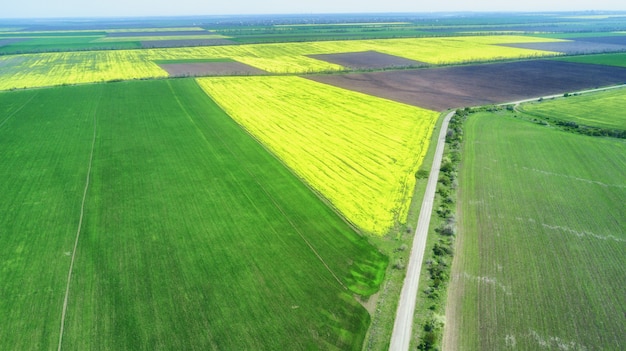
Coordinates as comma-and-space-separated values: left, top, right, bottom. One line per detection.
0, 79, 387, 350
520, 87, 626, 130
556, 52, 626, 68
0, 35, 141, 54
3, 13, 626, 351
218, 23, 434, 43
443, 110, 626, 350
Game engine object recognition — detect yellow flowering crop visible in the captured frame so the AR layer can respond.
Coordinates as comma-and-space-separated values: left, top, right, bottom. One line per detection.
197, 76, 439, 235
0, 35, 564, 90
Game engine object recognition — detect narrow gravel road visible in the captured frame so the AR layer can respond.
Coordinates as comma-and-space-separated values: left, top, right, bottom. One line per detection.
388, 83, 625, 351
388, 110, 454, 351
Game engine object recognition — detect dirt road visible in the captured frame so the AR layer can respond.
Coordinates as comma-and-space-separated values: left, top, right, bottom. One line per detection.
388, 110, 454, 351
388, 84, 626, 351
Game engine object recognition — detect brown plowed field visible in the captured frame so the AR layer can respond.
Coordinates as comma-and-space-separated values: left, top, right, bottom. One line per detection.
306, 60, 626, 111
571, 35, 626, 45
500, 41, 626, 54
309, 51, 426, 70
141, 39, 235, 48
159, 62, 267, 77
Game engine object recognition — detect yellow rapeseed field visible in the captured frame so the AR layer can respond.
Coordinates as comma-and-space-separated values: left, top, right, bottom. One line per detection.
0, 35, 564, 90
197, 76, 440, 235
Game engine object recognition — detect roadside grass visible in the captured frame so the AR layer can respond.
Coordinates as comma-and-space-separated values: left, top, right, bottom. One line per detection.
0, 35, 563, 90
0, 79, 387, 350
519, 87, 626, 131
444, 109, 626, 350
555, 52, 626, 68
197, 76, 439, 235
362, 110, 451, 351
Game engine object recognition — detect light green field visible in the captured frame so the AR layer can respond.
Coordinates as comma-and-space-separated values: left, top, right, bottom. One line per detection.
0, 79, 387, 350
444, 111, 626, 350
520, 87, 626, 130
0, 35, 562, 90
556, 52, 626, 68
0, 85, 98, 350
197, 76, 439, 235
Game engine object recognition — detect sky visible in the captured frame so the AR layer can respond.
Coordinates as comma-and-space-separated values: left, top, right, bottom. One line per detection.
1, 0, 625, 19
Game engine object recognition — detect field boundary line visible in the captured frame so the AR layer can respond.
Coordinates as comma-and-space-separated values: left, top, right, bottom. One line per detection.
169, 80, 348, 291
57, 91, 101, 351
0, 91, 38, 129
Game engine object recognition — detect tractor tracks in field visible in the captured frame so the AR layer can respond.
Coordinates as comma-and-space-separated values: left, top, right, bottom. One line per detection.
168, 81, 348, 291
0, 91, 39, 129
57, 91, 102, 351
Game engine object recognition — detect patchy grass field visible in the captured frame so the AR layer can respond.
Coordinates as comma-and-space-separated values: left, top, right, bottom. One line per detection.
520, 87, 626, 130
0, 35, 562, 90
443, 110, 626, 350
197, 76, 439, 235
0, 79, 387, 350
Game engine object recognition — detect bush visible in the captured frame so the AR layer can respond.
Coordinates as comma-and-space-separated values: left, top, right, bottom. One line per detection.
416, 169, 429, 179
392, 259, 405, 270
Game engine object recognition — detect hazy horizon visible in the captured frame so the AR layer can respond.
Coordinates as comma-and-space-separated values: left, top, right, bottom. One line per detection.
2, 0, 625, 20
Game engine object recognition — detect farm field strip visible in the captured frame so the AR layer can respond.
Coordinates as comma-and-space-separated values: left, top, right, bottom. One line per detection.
443, 111, 626, 350
0, 79, 387, 350
57, 88, 101, 351
0, 35, 563, 90
93, 34, 230, 42
519, 87, 626, 130
556, 52, 626, 67
0, 35, 104, 39
309, 60, 626, 111
0, 27, 206, 35
197, 76, 439, 235
0, 85, 103, 350
104, 27, 207, 33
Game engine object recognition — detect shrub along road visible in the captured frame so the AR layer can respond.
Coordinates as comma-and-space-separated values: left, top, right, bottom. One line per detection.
389, 83, 625, 351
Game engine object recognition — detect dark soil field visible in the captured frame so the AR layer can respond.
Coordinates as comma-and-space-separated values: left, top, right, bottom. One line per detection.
141, 39, 235, 48
159, 62, 267, 76
307, 60, 626, 110
571, 35, 626, 45
107, 31, 209, 37
309, 51, 426, 69
500, 41, 626, 54
0, 38, 28, 47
